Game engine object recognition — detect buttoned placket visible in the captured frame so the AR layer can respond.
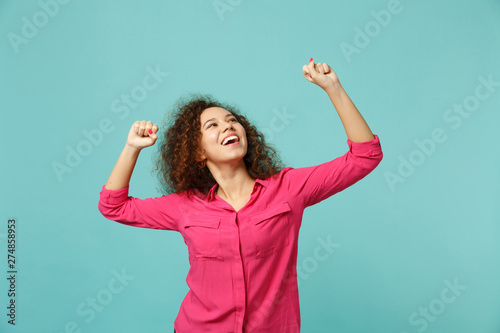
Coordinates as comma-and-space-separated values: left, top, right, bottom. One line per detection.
209, 182, 262, 332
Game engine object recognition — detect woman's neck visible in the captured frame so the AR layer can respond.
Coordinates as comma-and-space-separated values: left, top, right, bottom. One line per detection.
211, 161, 255, 202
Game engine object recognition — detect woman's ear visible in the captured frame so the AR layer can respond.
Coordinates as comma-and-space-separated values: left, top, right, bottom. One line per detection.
195, 148, 206, 162
195, 148, 207, 169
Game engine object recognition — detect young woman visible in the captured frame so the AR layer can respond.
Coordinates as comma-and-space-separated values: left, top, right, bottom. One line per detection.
98, 58, 383, 333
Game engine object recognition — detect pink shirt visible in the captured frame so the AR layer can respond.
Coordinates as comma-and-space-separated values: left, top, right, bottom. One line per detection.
98, 134, 383, 333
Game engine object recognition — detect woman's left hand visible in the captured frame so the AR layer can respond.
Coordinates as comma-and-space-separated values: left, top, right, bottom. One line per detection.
303, 58, 340, 92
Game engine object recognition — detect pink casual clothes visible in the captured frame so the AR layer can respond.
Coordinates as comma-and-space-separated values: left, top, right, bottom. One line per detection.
98, 134, 383, 333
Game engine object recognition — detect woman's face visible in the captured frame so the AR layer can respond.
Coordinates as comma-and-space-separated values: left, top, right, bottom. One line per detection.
197, 107, 248, 166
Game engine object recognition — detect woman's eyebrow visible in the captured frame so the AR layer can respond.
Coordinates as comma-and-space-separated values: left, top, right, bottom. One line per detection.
203, 113, 233, 128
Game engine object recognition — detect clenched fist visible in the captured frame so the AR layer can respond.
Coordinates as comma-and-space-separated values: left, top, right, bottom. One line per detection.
126, 120, 159, 150
303, 58, 340, 92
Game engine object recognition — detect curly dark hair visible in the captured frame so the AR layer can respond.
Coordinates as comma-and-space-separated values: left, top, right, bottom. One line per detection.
152, 93, 285, 199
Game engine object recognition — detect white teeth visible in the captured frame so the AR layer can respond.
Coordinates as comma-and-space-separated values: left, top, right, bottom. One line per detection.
222, 135, 238, 145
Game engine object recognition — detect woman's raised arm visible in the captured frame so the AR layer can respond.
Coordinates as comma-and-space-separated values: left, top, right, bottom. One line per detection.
104, 120, 158, 190
303, 58, 374, 143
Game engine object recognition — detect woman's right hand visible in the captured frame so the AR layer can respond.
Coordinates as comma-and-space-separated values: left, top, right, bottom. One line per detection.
126, 120, 159, 150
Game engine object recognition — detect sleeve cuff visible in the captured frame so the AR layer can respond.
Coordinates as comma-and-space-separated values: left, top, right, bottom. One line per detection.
99, 184, 131, 205
347, 134, 381, 156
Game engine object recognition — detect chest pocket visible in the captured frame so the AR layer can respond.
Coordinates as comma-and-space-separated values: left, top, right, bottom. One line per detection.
251, 202, 292, 258
183, 217, 223, 261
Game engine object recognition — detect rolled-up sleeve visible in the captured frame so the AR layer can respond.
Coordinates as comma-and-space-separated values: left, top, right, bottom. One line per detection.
98, 185, 181, 231
282, 134, 383, 207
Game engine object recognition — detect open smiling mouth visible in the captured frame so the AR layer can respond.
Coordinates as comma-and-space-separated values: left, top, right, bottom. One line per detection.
222, 135, 239, 146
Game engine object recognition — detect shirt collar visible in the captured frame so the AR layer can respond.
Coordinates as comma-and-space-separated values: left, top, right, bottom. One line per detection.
207, 177, 269, 201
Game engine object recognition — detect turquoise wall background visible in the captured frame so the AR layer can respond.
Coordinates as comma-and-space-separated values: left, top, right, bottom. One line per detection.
1, 0, 499, 332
